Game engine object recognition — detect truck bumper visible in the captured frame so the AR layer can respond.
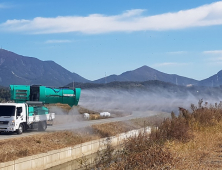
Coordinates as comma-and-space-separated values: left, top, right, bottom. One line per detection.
0, 126, 16, 132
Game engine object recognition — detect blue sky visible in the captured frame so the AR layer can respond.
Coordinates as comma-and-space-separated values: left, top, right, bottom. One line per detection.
0, 0, 222, 81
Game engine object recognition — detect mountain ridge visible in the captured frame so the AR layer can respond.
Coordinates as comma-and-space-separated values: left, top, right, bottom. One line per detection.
0, 49, 221, 87
93, 65, 198, 86
0, 49, 89, 86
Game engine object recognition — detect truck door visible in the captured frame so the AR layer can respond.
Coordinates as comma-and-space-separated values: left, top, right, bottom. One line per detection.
16, 107, 25, 123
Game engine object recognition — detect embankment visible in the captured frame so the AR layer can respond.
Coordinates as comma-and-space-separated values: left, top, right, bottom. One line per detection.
0, 127, 151, 170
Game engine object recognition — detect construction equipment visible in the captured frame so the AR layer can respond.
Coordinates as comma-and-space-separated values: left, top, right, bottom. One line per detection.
0, 85, 81, 134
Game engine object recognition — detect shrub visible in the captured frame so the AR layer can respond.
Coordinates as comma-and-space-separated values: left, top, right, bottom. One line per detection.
94, 134, 175, 170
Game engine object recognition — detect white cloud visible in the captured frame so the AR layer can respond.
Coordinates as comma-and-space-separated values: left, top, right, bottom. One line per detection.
45, 40, 71, 44
203, 50, 222, 64
203, 50, 222, 55
1, 1, 222, 34
208, 56, 222, 63
203, 50, 222, 59
167, 51, 187, 55
153, 62, 189, 67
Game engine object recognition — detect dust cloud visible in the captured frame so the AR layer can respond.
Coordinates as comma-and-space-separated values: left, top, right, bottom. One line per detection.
79, 88, 222, 115
47, 87, 221, 128
49, 106, 84, 125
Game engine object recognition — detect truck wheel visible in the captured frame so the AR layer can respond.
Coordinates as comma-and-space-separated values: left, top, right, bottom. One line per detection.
38, 121, 47, 131
16, 124, 23, 134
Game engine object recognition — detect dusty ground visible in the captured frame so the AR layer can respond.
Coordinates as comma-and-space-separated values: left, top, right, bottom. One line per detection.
0, 115, 165, 163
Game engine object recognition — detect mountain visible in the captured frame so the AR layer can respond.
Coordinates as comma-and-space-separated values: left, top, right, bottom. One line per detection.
0, 49, 89, 87
2, 49, 221, 88
199, 70, 222, 87
93, 65, 198, 86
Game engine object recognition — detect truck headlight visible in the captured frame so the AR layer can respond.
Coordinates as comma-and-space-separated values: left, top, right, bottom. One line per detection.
10, 120, 15, 126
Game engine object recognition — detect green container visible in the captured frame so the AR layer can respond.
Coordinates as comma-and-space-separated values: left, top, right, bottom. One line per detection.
28, 106, 49, 116
28, 107, 34, 116
39, 86, 81, 106
10, 85, 81, 106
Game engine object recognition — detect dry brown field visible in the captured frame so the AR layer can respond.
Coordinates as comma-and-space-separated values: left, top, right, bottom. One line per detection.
93, 100, 222, 169
0, 114, 164, 163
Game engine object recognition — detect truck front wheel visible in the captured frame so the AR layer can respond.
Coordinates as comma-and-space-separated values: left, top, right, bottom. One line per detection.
38, 121, 47, 131
16, 124, 23, 134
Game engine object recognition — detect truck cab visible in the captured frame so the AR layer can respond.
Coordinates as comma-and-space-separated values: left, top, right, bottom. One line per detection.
0, 103, 55, 134
0, 103, 27, 134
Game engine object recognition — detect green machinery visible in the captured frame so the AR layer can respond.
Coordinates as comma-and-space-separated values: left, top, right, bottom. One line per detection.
10, 85, 81, 116
10, 85, 81, 106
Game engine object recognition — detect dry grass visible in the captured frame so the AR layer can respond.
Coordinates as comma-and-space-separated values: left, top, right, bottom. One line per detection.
93, 101, 222, 169
92, 114, 168, 137
90, 114, 101, 120
94, 133, 175, 170
92, 122, 139, 137
131, 114, 170, 127
0, 129, 100, 163
78, 106, 99, 115
46, 103, 71, 113
167, 122, 222, 169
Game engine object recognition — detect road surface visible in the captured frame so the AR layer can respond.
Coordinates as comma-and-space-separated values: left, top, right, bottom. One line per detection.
0, 110, 169, 140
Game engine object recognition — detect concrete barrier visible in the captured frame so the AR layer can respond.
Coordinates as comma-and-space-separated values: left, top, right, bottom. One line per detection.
0, 161, 14, 170
0, 127, 151, 170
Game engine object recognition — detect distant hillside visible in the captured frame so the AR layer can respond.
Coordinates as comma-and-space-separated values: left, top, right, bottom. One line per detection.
0, 49, 89, 87
199, 70, 222, 87
93, 66, 198, 86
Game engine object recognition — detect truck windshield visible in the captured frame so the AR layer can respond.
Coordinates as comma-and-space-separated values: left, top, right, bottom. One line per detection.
0, 106, 16, 117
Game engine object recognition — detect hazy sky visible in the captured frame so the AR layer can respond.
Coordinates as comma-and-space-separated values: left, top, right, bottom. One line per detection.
0, 0, 222, 81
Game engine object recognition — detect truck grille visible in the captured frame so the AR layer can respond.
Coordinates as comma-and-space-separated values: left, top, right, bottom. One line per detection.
0, 121, 9, 125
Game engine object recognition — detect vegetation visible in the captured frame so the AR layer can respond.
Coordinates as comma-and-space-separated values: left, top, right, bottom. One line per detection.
92, 100, 222, 169
0, 87, 10, 102
0, 129, 99, 162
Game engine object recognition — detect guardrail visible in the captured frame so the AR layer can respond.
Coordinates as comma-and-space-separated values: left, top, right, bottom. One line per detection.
0, 127, 151, 170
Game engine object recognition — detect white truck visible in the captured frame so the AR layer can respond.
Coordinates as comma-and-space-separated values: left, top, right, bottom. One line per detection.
0, 84, 81, 134
0, 103, 55, 134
